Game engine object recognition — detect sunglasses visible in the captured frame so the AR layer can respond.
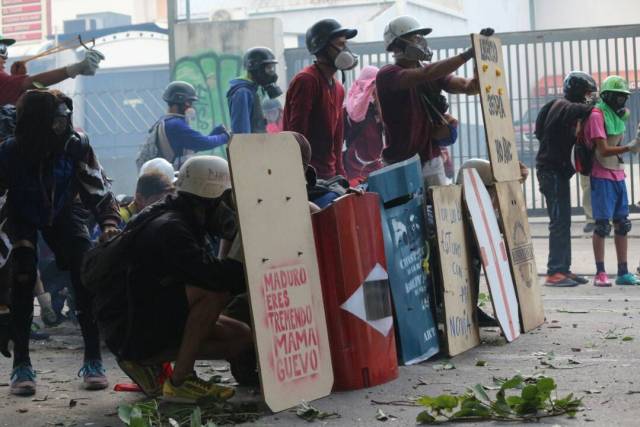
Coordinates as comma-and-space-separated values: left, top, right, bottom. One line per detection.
0, 44, 7, 59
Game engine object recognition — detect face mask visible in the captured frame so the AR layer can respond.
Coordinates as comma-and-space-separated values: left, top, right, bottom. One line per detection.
185, 107, 196, 124
585, 93, 598, 106
331, 44, 358, 71
397, 37, 433, 62
263, 83, 283, 99
603, 92, 629, 117
52, 103, 72, 136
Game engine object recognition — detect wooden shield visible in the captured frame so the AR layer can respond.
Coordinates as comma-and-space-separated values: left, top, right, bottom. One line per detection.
462, 168, 521, 342
431, 185, 480, 356
472, 33, 521, 182
228, 134, 333, 412
494, 180, 545, 332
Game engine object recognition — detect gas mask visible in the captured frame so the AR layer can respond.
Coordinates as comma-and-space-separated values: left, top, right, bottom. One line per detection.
255, 63, 283, 99
396, 36, 433, 62
330, 44, 358, 71
602, 92, 630, 117
52, 102, 72, 138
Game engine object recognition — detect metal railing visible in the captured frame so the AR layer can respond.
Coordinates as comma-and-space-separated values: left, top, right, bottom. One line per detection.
285, 24, 640, 215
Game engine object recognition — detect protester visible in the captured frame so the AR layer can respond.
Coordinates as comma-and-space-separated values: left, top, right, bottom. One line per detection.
0, 35, 105, 106
119, 172, 175, 224
283, 18, 358, 179
227, 47, 282, 134
535, 71, 596, 287
104, 156, 251, 402
137, 81, 230, 170
582, 76, 640, 286
263, 98, 284, 133
343, 65, 384, 185
376, 16, 490, 186
0, 89, 120, 396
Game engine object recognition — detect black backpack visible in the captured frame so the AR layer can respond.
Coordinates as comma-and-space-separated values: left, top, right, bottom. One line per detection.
572, 119, 595, 176
82, 206, 166, 355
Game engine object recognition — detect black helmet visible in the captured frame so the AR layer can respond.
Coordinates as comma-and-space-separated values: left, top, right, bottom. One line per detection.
244, 47, 278, 72
563, 71, 597, 102
162, 81, 198, 105
305, 18, 357, 55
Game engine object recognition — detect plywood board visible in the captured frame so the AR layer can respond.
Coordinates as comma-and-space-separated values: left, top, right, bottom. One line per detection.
228, 134, 333, 413
431, 185, 480, 356
472, 33, 521, 182
462, 168, 521, 342
494, 180, 545, 332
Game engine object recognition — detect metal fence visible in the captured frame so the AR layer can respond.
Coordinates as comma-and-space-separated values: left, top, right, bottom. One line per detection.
285, 24, 640, 215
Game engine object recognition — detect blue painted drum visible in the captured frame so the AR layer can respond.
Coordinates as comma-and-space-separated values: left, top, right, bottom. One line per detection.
368, 156, 440, 365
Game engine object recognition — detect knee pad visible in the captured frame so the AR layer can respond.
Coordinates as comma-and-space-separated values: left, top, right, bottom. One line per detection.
614, 218, 632, 236
594, 220, 612, 237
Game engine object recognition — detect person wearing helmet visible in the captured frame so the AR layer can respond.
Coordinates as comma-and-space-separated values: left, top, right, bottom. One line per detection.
110, 155, 251, 403
263, 98, 283, 133
535, 71, 598, 287
376, 16, 492, 185
227, 47, 282, 134
0, 34, 105, 106
154, 81, 230, 169
0, 89, 121, 396
283, 18, 358, 179
581, 76, 640, 287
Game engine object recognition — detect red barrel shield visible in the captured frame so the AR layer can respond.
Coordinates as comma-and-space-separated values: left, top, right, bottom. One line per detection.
312, 193, 398, 391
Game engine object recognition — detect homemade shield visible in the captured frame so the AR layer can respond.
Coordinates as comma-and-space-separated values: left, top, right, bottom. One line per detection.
368, 156, 440, 364
228, 134, 333, 412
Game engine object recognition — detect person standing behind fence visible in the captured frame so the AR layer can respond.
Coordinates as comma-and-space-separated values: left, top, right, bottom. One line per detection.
535, 71, 596, 287
227, 47, 282, 135
283, 18, 358, 179
375, 16, 490, 186
137, 81, 230, 170
343, 65, 384, 186
584, 76, 640, 286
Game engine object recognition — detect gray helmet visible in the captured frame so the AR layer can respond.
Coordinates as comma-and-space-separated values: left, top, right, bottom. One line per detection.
383, 16, 432, 52
162, 81, 198, 105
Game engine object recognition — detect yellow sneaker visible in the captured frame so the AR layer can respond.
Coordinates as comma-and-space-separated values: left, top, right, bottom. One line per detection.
117, 359, 163, 397
162, 373, 235, 403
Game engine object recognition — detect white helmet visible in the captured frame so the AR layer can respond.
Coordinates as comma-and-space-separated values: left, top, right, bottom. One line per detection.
175, 155, 231, 199
455, 159, 493, 186
139, 157, 177, 183
383, 16, 432, 51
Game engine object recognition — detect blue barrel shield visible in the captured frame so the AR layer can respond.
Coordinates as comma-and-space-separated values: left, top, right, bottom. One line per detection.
368, 155, 439, 364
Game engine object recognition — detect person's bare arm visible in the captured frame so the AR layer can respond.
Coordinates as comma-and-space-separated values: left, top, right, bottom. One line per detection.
394, 54, 470, 90
21, 67, 70, 90
446, 75, 480, 95
594, 138, 629, 157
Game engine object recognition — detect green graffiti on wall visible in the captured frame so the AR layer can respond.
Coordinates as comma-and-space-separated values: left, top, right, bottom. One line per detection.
172, 51, 243, 158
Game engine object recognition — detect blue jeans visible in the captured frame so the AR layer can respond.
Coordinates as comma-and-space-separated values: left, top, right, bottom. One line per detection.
537, 169, 572, 275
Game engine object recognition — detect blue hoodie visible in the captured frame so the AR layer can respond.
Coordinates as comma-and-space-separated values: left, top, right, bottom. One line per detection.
226, 78, 266, 134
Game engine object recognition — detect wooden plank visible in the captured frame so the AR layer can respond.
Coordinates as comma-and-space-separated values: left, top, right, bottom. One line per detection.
494, 180, 545, 332
462, 168, 521, 342
228, 134, 333, 413
472, 33, 521, 182
431, 185, 480, 356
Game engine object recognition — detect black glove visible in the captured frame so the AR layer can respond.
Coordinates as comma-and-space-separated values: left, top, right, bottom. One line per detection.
0, 311, 11, 358
461, 47, 474, 61
480, 28, 495, 37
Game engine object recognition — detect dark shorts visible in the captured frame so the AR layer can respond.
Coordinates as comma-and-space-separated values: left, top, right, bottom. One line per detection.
591, 177, 629, 221
116, 282, 189, 361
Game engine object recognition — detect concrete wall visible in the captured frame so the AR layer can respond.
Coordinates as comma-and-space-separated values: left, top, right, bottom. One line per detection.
174, 17, 285, 82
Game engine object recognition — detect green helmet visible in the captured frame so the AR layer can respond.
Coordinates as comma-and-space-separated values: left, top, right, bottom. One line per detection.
600, 75, 630, 94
